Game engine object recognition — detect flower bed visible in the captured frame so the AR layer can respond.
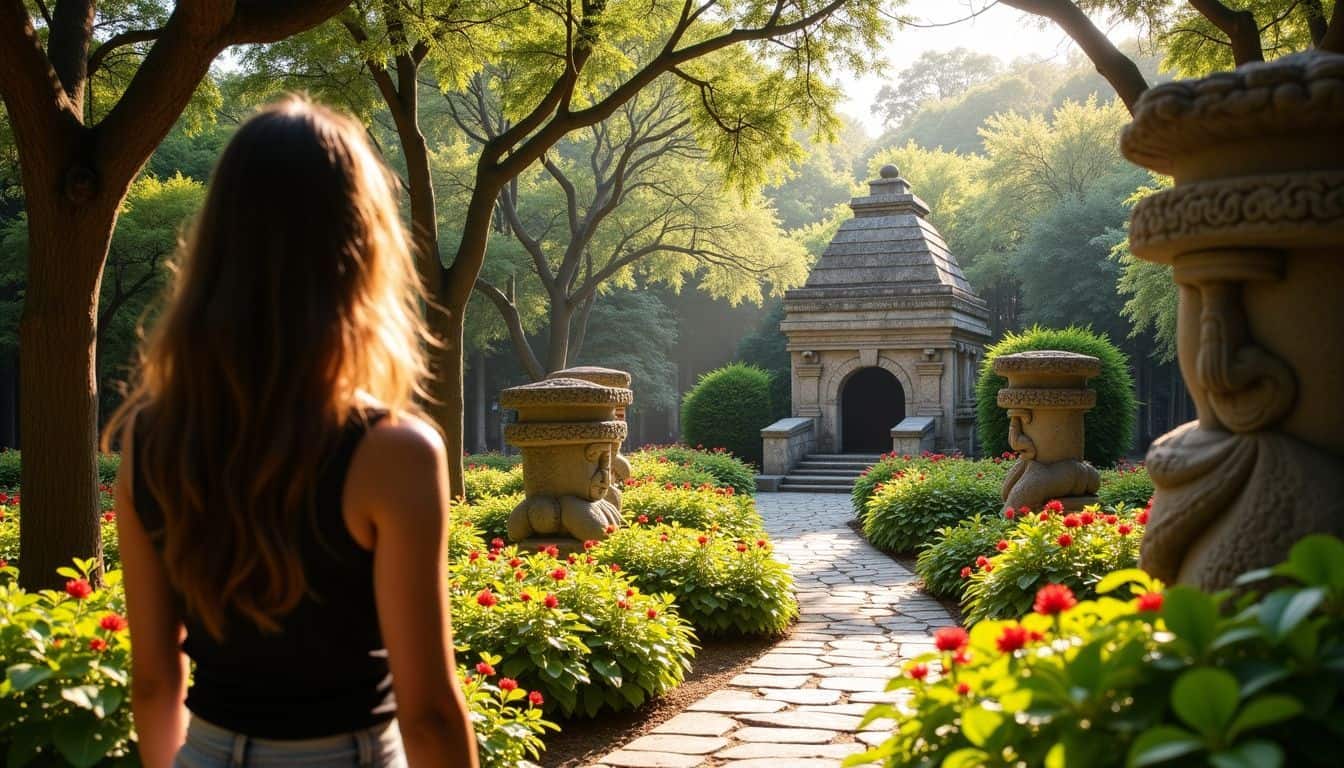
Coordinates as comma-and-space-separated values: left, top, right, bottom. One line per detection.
857, 536, 1344, 768
627, 445, 757, 496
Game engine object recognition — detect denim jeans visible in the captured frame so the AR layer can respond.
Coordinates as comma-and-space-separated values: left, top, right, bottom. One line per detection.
174, 716, 407, 768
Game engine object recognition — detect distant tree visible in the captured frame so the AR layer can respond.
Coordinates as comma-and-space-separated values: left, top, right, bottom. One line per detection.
764, 120, 865, 230
1111, 179, 1178, 362
871, 47, 1001, 128
576, 291, 679, 415
735, 301, 791, 420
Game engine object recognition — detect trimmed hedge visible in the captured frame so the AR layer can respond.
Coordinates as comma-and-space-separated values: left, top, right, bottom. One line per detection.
975, 326, 1136, 467
680, 364, 773, 468
637, 445, 756, 496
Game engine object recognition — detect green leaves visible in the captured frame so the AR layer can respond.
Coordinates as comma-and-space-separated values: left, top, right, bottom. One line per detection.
1162, 586, 1221, 656
1171, 668, 1239, 743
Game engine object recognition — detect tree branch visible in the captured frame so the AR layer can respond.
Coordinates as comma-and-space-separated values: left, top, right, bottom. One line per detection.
0, 1, 72, 141
1187, 0, 1264, 64
226, 0, 356, 44
46, 0, 95, 109
474, 278, 546, 380
87, 27, 162, 79
1321, 0, 1344, 51
999, 0, 1150, 112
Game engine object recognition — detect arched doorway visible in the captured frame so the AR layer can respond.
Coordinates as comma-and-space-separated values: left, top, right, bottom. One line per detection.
841, 367, 905, 452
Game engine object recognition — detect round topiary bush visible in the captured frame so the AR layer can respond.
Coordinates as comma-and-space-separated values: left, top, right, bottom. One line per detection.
976, 326, 1137, 467
680, 363, 773, 468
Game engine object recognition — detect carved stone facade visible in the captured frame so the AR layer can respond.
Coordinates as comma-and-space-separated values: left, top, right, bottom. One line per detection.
1121, 51, 1344, 589
546, 366, 633, 509
780, 166, 991, 455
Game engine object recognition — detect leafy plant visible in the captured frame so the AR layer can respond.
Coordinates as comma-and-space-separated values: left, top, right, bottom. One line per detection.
463, 465, 525, 503
680, 363, 774, 468
455, 493, 525, 543
853, 536, 1344, 768
638, 445, 757, 496
916, 514, 1013, 601
961, 503, 1144, 624
1, 503, 120, 573
460, 651, 558, 768
1098, 464, 1154, 509
625, 452, 722, 491
464, 452, 523, 471
594, 524, 796, 637
0, 453, 120, 490
976, 325, 1137, 466
618, 481, 763, 538
861, 462, 1004, 553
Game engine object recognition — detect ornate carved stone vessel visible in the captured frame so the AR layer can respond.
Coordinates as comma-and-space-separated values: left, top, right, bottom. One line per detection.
995, 351, 1102, 513
501, 377, 633, 550
546, 366, 633, 510
1120, 50, 1344, 588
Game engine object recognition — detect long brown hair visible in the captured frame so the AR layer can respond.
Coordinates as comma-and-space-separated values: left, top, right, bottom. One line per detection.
104, 98, 430, 639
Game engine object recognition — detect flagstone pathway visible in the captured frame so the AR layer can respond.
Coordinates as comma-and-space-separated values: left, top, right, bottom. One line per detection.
586, 492, 957, 768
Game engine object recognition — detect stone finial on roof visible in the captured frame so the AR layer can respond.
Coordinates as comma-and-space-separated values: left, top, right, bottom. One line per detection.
855, 165, 924, 217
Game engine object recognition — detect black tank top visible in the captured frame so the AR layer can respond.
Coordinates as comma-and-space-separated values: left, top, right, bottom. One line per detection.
133, 411, 395, 739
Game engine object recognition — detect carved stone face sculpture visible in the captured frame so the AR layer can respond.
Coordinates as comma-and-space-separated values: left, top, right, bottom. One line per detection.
500, 377, 632, 550
546, 367, 634, 510
1119, 51, 1344, 588
995, 351, 1102, 513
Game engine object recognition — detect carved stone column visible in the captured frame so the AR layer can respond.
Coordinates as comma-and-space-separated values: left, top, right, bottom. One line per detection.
1121, 51, 1344, 588
547, 366, 633, 511
995, 351, 1102, 513
501, 378, 631, 551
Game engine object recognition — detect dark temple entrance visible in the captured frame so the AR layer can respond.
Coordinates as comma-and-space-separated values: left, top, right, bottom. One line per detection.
841, 367, 905, 452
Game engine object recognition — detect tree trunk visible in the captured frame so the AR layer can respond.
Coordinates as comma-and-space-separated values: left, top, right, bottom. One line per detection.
545, 302, 573, 374
426, 301, 467, 499
17, 197, 112, 589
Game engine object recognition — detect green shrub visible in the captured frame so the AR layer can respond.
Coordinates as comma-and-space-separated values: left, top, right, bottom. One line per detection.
619, 482, 763, 538
0, 558, 134, 767
449, 515, 486, 561
915, 514, 1013, 601
455, 493, 524, 544
450, 545, 696, 718
464, 452, 522, 471
1097, 464, 1154, 509
0, 452, 120, 490
463, 465, 525, 503
654, 445, 757, 496
626, 453, 721, 490
595, 524, 796, 637
861, 463, 1005, 553
962, 502, 1145, 624
857, 536, 1344, 768
1, 503, 120, 573
458, 651, 558, 767
976, 325, 1137, 466
852, 453, 1003, 521
680, 363, 773, 468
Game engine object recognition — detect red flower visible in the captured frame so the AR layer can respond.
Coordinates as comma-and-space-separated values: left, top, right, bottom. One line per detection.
1079, 512, 1095, 526
566, 554, 577, 564
696, 535, 708, 546
1117, 524, 1133, 536
514, 570, 526, 581
551, 567, 567, 581
99, 613, 128, 632
605, 524, 617, 534
509, 557, 522, 568
475, 661, 496, 676
960, 566, 972, 579
659, 534, 669, 542
617, 600, 629, 610
756, 540, 767, 548
933, 626, 969, 652
1034, 583, 1077, 616
907, 663, 929, 681
1038, 512, 1050, 521
610, 563, 621, 573
637, 515, 649, 524
490, 538, 506, 551
996, 539, 1009, 552
1044, 500, 1064, 513
1018, 506, 1031, 518
996, 624, 1030, 653
1062, 514, 1081, 529
646, 608, 658, 619
975, 555, 990, 568
476, 589, 498, 608
520, 592, 533, 602
1057, 533, 1073, 547
0, 559, 7, 569
583, 540, 598, 550
468, 551, 480, 562
528, 690, 544, 707
625, 588, 635, 597
102, 511, 116, 523
498, 678, 518, 691
65, 579, 93, 600
1003, 508, 1015, 520
953, 649, 972, 665
1136, 591, 1164, 612
544, 593, 559, 609
487, 553, 498, 562
956, 682, 971, 696
983, 564, 994, 573
1136, 509, 1150, 525
88, 637, 108, 653
1104, 515, 1118, 525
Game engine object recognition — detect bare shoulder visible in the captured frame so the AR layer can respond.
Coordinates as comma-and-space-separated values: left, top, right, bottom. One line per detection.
362, 413, 447, 462
347, 412, 449, 521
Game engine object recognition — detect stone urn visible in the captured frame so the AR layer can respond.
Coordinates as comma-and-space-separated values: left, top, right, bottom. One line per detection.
546, 366, 633, 510
1120, 51, 1344, 588
995, 351, 1101, 513
500, 377, 632, 550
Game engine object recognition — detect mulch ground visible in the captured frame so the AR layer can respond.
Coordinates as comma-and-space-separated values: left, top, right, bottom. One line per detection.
542, 634, 778, 767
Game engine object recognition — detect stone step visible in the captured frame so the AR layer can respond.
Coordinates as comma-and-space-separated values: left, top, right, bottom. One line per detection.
805, 453, 884, 462
778, 483, 854, 494
794, 461, 872, 472
789, 468, 865, 477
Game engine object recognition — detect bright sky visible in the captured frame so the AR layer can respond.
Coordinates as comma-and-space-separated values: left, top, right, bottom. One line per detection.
839, 0, 1130, 136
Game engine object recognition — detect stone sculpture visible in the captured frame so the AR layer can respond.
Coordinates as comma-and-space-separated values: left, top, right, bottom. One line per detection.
501, 377, 632, 550
995, 351, 1102, 513
1120, 50, 1344, 588
546, 366, 633, 510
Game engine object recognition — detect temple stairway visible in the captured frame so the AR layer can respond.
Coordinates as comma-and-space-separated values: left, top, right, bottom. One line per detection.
778, 453, 883, 494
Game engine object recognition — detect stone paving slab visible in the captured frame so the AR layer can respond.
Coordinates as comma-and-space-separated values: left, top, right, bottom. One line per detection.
589, 492, 955, 767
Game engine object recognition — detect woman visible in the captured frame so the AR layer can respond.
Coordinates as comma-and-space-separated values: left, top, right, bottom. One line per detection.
105, 98, 479, 767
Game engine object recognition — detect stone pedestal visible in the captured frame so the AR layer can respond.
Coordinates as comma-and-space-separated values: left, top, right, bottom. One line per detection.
995, 351, 1102, 513
501, 378, 632, 550
547, 366, 633, 510
1120, 51, 1344, 588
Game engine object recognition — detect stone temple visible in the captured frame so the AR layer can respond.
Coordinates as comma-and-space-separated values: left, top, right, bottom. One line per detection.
760, 165, 990, 483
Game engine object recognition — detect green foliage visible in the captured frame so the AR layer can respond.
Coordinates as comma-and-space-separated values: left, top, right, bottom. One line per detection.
451, 546, 696, 718
735, 302, 791, 421
0, 559, 134, 767
0, 453, 120, 490
976, 326, 1137, 466
916, 515, 1013, 601
870, 48, 1001, 129
449, 516, 487, 562
595, 524, 796, 637
861, 461, 1007, 554
1097, 466, 1154, 510
463, 465, 525, 503
464, 453, 523, 471
1113, 179, 1179, 362
1, 503, 119, 574
962, 504, 1145, 625
619, 482, 762, 539
455, 494, 525, 544
856, 536, 1344, 768
680, 363, 774, 468
853, 453, 934, 519
576, 293, 679, 414
633, 445, 757, 497
458, 651, 559, 767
